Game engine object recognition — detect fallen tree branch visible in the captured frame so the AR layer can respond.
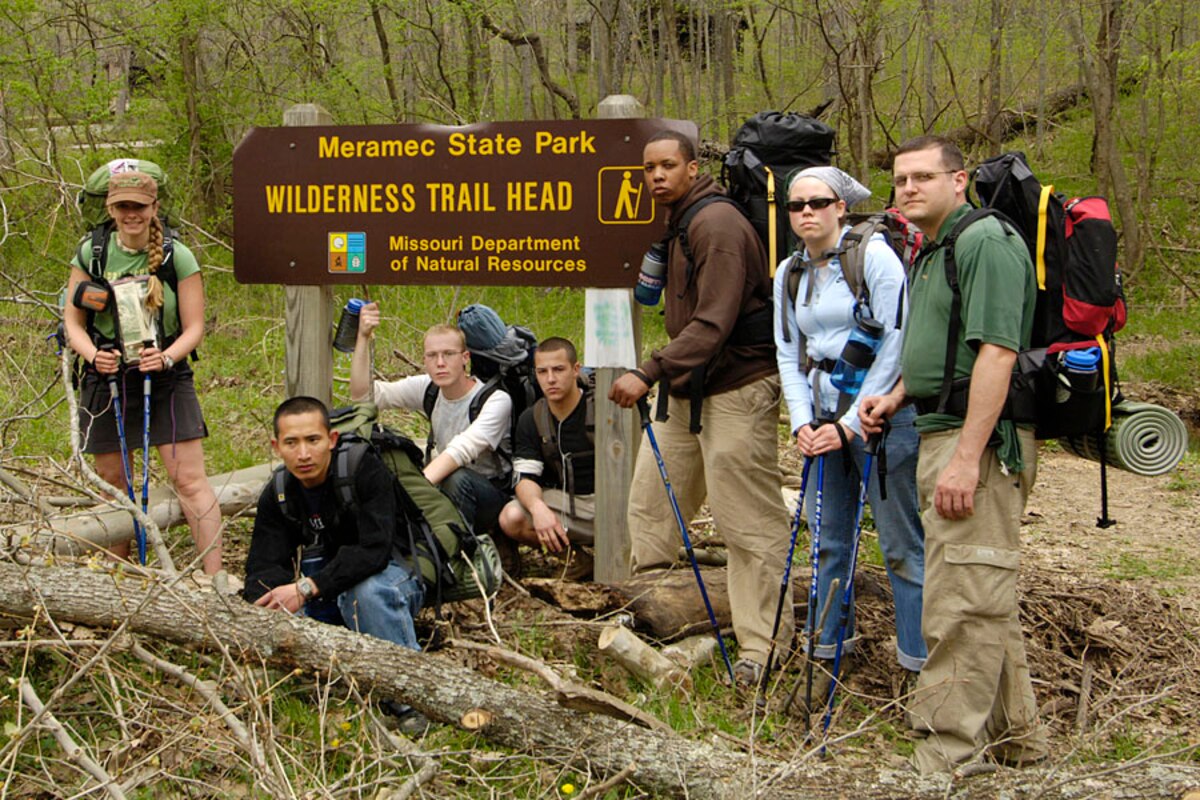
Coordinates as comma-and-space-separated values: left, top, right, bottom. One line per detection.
448, 637, 673, 734
18, 678, 127, 800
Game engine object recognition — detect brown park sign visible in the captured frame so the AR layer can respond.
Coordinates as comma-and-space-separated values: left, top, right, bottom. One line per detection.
233, 118, 698, 287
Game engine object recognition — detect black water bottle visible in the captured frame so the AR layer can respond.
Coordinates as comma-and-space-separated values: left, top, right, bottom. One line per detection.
332, 298, 365, 353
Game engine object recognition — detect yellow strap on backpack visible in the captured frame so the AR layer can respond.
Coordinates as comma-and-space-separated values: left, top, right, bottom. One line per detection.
766, 166, 777, 277
1097, 334, 1113, 431
1036, 184, 1054, 290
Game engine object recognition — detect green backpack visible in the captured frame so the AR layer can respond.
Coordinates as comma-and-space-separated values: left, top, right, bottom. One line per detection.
275, 402, 502, 607
77, 158, 178, 229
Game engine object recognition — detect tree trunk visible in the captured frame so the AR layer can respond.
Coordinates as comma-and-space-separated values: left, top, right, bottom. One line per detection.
0, 562, 752, 799
368, 0, 403, 121
1, 562, 1194, 799
922, 0, 936, 131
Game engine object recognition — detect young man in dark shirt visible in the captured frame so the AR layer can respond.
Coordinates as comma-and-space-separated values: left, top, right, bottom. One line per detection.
243, 396, 428, 730
497, 338, 594, 579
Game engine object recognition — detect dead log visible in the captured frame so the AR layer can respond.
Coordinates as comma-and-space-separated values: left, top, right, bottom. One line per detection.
597, 625, 691, 692
0, 561, 754, 799
609, 568, 732, 641
661, 634, 718, 671
11, 464, 273, 555
4, 561, 1196, 799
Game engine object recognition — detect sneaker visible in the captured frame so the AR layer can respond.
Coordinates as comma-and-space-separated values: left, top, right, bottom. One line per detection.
380, 700, 430, 736
733, 659, 764, 691
558, 545, 593, 582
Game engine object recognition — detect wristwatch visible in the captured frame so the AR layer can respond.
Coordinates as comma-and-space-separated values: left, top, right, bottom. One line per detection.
162, 353, 176, 370
296, 577, 317, 602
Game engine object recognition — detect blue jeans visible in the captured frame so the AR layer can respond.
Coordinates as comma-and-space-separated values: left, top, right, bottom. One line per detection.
440, 467, 509, 534
336, 561, 425, 652
804, 405, 926, 670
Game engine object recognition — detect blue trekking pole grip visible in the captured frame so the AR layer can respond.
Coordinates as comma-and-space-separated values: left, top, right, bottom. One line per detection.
821, 428, 884, 742
636, 396, 738, 687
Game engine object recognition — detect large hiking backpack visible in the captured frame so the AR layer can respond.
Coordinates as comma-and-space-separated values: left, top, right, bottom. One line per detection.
425, 304, 541, 475
274, 402, 502, 607
723, 111, 837, 274
968, 152, 1127, 440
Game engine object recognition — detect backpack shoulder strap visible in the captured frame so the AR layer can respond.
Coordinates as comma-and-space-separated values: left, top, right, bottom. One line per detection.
86, 222, 115, 279
933, 207, 1007, 413
583, 387, 595, 448
469, 375, 503, 422
271, 465, 301, 525
422, 382, 440, 460
836, 219, 879, 307
330, 438, 371, 510
670, 195, 735, 291
532, 397, 556, 470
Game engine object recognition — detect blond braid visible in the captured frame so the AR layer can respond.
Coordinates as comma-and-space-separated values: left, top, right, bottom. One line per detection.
144, 215, 165, 312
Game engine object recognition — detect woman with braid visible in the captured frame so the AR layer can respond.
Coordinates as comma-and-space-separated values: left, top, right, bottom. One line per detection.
63, 169, 222, 573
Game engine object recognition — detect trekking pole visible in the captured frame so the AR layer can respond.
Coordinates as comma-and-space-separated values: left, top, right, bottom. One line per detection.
758, 456, 812, 700
138, 340, 154, 565
820, 430, 883, 745
636, 398, 737, 687
802, 447, 827, 723
782, 577, 839, 717
102, 346, 143, 558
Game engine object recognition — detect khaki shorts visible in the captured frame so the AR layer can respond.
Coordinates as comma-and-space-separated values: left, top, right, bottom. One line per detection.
525, 489, 594, 544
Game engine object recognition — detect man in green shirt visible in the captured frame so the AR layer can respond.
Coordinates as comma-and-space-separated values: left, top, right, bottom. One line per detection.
860, 136, 1047, 774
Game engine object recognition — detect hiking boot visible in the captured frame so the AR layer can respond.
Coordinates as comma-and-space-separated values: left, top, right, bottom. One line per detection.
733, 659, 764, 691
380, 700, 431, 737
491, 532, 523, 580
557, 545, 593, 582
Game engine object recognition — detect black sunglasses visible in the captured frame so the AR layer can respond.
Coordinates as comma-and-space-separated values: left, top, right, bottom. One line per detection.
785, 197, 838, 212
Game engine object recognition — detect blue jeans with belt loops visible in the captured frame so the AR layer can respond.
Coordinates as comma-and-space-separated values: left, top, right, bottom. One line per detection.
806, 405, 926, 671
335, 561, 425, 652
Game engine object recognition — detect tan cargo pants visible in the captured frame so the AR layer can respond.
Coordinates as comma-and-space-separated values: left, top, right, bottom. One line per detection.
628, 375, 793, 665
910, 427, 1048, 773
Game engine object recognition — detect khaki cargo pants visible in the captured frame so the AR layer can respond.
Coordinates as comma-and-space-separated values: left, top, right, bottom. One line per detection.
628, 375, 792, 665
910, 427, 1048, 773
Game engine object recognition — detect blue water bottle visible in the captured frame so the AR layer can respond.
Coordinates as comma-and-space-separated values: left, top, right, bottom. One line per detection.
333, 298, 365, 353
1059, 346, 1101, 400
634, 242, 669, 306
830, 317, 885, 397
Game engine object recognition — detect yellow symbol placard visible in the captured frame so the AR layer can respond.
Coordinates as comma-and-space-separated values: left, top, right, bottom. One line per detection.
597, 166, 655, 224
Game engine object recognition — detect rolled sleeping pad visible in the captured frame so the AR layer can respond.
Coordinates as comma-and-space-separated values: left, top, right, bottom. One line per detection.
1060, 400, 1189, 476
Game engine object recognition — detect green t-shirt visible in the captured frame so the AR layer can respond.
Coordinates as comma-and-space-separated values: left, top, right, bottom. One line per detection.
900, 203, 1036, 405
70, 234, 200, 341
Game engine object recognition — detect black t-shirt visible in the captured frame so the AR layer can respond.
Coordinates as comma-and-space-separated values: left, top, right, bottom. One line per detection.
513, 392, 594, 495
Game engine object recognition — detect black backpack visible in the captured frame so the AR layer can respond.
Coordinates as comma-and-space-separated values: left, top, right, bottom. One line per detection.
957, 153, 1127, 441
274, 402, 501, 608
722, 111, 837, 271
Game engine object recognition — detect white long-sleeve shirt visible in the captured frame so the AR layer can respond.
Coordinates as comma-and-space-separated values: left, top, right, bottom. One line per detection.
773, 228, 907, 436
373, 375, 512, 480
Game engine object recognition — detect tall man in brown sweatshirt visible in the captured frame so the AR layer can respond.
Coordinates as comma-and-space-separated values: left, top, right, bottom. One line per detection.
610, 130, 793, 687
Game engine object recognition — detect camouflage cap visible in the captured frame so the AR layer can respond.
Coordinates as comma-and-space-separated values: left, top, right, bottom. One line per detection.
107, 171, 158, 205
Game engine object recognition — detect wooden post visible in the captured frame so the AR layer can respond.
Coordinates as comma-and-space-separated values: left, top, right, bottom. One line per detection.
282, 104, 334, 408
590, 94, 646, 583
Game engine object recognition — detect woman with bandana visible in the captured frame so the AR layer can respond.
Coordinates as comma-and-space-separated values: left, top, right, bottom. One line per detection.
773, 166, 926, 702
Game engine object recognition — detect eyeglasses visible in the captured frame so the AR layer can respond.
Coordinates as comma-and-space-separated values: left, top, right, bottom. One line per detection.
423, 349, 464, 362
785, 197, 838, 212
110, 202, 151, 212
891, 170, 957, 188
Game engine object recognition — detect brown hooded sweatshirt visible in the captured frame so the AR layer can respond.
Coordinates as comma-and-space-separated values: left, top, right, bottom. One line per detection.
639, 174, 777, 397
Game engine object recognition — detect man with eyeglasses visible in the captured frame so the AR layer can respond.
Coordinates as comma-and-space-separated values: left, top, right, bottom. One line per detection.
350, 305, 512, 538
860, 135, 1047, 773
608, 129, 791, 690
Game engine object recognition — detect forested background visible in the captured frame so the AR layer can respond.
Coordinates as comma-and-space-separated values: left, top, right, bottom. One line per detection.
1, 0, 1198, 296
